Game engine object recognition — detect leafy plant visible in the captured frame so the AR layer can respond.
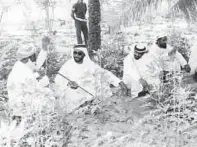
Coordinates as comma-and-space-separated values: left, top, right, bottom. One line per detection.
120, 0, 197, 26
169, 32, 191, 62
92, 32, 128, 78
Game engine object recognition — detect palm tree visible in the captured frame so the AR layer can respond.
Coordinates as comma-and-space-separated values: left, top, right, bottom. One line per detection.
120, 0, 197, 26
88, 0, 101, 52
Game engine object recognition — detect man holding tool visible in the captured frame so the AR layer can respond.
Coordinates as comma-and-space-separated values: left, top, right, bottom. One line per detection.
54, 44, 127, 113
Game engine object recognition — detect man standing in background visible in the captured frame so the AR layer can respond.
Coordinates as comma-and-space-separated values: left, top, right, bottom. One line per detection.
71, 0, 88, 46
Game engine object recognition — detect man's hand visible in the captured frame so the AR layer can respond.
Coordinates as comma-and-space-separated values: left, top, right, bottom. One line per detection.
119, 81, 128, 96
184, 64, 191, 73
138, 83, 153, 97
75, 16, 87, 22
168, 48, 177, 56
139, 78, 150, 90
67, 81, 79, 89
36, 68, 46, 80
39, 76, 50, 87
143, 84, 153, 92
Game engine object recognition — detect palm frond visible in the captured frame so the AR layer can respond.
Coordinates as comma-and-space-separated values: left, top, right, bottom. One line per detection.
120, 0, 169, 25
120, 0, 197, 26
170, 0, 197, 22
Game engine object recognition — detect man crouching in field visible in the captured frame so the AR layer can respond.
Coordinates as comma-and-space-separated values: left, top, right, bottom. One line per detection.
54, 44, 127, 114
123, 43, 159, 98
150, 35, 190, 83
7, 43, 53, 125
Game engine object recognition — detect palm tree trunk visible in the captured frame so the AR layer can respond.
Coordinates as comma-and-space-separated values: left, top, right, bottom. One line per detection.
45, 5, 51, 31
88, 0, 101, 52
0, 11, 4, 24
44, 0, 52, 32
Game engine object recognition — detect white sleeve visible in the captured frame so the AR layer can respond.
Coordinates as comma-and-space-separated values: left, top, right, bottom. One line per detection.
37, 76, 50, 88
175, 52, 187, 67
105, 70, 121, 87
189, 48, 197, 73
123, 59, 132, 88
54, 64, 70, 98
124, 58, 141, 82
36, 50, 47, 70
94, 64, 121, 87
55, 64, 70, 86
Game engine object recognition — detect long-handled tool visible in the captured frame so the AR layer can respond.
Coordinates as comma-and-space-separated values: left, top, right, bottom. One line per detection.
57, 72, 94, 97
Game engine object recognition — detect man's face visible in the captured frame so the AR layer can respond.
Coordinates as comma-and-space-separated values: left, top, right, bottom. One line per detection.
21, 55, 36, 70
134, 51, 144, 60
21, 57, 29, 63
73, 49, 85, 63
157, 36, 167, 49
29, 53, 37, 62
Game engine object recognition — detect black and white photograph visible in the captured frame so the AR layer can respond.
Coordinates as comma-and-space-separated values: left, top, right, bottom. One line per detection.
0, 0, 197, 146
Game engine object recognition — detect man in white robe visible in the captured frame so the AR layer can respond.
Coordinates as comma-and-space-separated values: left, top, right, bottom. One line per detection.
188, 42, 197, 80
55, 44, 127, 113
150, 36, 190, 83
7, 44, 51, 118
123, 44, 158, 98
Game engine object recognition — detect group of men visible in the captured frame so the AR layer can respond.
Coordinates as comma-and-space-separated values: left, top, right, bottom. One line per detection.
7, 33, 197, 121
123, 35, 195, 98
6, 38, 128, 120
5, 0, 197, 123
7, 38, 50, 117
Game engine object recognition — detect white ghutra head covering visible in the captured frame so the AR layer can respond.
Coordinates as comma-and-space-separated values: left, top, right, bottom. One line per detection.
17, 43, 36, 60
134, 43, 148, 54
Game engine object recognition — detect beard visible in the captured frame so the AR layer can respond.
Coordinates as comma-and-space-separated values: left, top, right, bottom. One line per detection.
26, 60, 36, 70
74, 56, 84, 63
134, 53, 144, 60
159, 43, 167, 49
134, 55, 141, 60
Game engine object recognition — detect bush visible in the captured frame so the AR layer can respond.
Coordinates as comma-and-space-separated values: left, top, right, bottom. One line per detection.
129, 68, 197, 146
45, 51, 70, 82
92, 32, 128, 78
169, 32, 191, 63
